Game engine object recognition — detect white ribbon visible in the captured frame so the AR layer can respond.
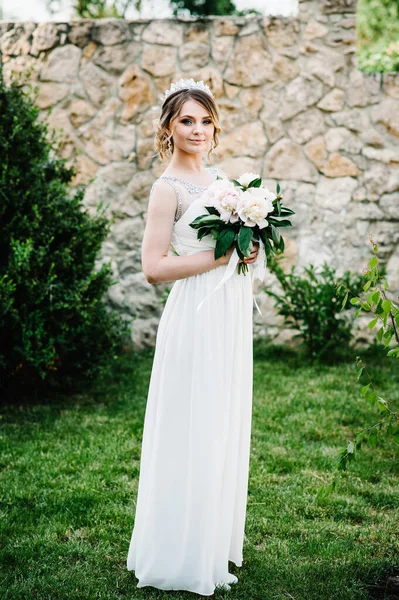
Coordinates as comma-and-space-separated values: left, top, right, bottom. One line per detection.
196, 247, 240, 313
251, 240, 267, 316
196, 241, 267, 315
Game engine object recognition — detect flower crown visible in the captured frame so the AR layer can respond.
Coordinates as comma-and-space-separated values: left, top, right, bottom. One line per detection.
160, 78, 214, 104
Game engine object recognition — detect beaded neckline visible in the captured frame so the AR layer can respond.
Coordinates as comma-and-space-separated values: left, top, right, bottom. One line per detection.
158, 168, 217, 194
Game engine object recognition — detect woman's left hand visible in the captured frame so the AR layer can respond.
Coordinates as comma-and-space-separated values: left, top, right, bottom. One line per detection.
243, 242, 260, 264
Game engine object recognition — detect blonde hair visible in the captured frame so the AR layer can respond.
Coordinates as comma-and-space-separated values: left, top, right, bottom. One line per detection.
154, 88, 221, 163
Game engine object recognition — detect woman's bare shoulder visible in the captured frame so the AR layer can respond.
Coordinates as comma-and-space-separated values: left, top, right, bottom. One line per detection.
150, 177, 178, 197
147, 178, 179, 222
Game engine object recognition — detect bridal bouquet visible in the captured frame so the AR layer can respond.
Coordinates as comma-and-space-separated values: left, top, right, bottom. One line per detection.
189, 172, 295, 275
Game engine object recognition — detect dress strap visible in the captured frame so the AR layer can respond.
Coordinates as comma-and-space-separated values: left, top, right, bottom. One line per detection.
151, 178, 182, 223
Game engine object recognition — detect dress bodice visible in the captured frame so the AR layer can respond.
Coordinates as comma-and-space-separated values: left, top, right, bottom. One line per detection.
150, 167, 227, 257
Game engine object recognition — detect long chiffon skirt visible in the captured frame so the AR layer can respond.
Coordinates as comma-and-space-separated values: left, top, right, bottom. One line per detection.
127, 263, 254, 596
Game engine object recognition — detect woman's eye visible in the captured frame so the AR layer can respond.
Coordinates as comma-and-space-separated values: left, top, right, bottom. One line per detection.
182, 119, 212, 125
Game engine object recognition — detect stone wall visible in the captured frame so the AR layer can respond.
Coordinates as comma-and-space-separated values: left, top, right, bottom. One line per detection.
0, 0, 398, 348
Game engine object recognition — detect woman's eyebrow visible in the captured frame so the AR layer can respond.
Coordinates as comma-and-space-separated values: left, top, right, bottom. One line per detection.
180, 114, 211, 119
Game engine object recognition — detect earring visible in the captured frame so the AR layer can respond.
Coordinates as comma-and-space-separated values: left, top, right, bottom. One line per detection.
167, 136, 173, 156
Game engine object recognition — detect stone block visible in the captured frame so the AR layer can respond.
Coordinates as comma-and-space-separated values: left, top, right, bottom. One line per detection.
263, 138, 319, 183
321, 0, 358, 14
224, 34, 276, 87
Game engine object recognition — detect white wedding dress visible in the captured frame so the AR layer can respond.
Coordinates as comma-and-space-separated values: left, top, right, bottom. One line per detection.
127, 166, 255, 596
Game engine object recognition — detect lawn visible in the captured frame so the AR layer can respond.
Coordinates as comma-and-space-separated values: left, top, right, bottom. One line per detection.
1, 342, 398, 600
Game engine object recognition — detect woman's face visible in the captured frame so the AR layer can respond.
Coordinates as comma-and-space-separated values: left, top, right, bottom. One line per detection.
169, 99, 215, 156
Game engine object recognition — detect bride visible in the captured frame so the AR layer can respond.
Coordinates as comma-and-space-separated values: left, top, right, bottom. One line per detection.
126, 78, 259, 596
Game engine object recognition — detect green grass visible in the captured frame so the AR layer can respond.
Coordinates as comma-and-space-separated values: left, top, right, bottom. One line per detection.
1, 343, 398, 599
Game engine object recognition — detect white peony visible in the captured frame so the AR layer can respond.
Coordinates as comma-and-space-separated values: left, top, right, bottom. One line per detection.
237, 190, 271, 228
247, 186, 275, 215
203, 179, 230, 205
237, 172, 261, 187
205, 179, 241, 223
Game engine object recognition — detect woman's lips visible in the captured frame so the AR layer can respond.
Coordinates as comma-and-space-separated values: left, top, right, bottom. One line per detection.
189, 140, 204, 143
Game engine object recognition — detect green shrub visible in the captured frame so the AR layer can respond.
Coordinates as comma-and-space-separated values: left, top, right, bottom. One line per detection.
357, 0, 399, 47
171, 0, 236, 16
357, 0, 399, 73
265, 259, 364, 362
337, 238, 399, 471
0, 69, 130, 394
357, 40, 399, 73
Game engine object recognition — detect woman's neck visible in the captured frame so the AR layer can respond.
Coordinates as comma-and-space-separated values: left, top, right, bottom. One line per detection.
162, 164, 213, 185
167, 152, 207, 176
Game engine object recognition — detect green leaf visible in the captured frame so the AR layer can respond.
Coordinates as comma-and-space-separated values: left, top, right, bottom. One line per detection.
368, 429, 378, 447
190, 213, 211, 224
214, 228, 235, 260
341, 291, 349, 311
267, 217, 292, 228
367, 291, 377, 305
205, 205, 220, 216
190, 214, 220, 228
237, 225, 253, 257
377, 326, 384, 342
198, 215, 223, 225
259, 228, 272, 253
368, 256, 378, 268
270, 224, 281, 246
197, 226, 214, 241
355, 430, 365, 446
383, 331, 393, 348
278, 208, 295, 216
382, 299, 392, 313
366, 392, 378, 406
361, 383, 371, 397
276, 182, 281, 194
360, 303, 371, 312
350, 297, 359, 305
377, 397, 388, 412
356, 367, 364, 381
248, 177, 262, 188
368, 317, 378, 329
371, 290, 380, 304
231, 179, 242, 187
363, 280, 372, 292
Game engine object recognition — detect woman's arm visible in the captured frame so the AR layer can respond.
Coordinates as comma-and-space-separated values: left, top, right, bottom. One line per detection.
141, 180, 228, 285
